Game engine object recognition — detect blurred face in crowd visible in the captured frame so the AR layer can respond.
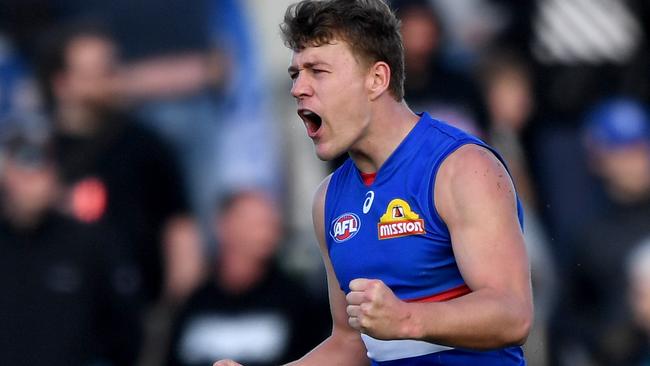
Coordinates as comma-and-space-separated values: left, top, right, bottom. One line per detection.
290, 40, 375, 161
400, 8, 440, 72
53, 35, 119, 113
486, 70, 533, 132
0, 153, 59, 226
594, 143, 650, 203
216, 192, 282, 263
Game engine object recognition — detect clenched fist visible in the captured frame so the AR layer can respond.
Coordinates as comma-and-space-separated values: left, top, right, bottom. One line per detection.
345, 278, 416, 340
213, 360, 243, 366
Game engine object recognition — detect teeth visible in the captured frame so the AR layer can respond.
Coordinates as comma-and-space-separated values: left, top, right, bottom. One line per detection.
303, 111, 314, 116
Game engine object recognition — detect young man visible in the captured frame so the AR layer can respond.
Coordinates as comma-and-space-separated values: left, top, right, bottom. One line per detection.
215, 0, 532, 365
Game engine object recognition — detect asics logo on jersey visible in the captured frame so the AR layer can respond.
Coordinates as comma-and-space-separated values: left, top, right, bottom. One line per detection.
378, 199, 425, 240
330, 213, 361, 243
362, 191, 375, 214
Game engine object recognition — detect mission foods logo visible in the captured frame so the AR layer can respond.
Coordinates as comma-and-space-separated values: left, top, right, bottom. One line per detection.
330, 213, 361, 243
378, 199, 425, 240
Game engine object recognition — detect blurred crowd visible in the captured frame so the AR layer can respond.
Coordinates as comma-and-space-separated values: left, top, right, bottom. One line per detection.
0, 0, 649, 365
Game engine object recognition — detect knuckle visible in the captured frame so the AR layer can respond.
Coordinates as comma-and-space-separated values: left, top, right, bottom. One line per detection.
366, 281, 382, 295
360, 302, 372, 314
364, 289, 379, 302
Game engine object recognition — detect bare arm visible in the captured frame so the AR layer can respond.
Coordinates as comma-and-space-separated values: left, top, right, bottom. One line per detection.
413, 144, 533, 348
285, 175, 369, 366
214, 176, 369, 366
118, 51, 227, 100
346, 144, 533, 349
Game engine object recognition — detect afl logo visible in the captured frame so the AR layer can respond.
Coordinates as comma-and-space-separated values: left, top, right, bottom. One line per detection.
330, 213, 361, 243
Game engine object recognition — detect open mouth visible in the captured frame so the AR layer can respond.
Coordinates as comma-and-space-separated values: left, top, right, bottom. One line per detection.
298, 109, 323, 136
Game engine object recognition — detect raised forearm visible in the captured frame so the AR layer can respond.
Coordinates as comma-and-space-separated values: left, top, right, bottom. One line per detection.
406, 288, 532, 350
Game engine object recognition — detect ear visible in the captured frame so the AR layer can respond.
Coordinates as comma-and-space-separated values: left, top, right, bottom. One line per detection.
366, 61, 391, 101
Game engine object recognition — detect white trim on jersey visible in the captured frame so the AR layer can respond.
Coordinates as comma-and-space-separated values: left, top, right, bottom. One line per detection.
361, 334, 453, 362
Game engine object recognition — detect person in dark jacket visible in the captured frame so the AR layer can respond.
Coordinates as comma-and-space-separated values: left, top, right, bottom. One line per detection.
0, 115, 143, 365
167, 190, 329, 366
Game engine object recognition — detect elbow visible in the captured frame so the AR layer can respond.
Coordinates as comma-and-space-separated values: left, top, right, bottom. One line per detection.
505, 308, 533, 346
485, 300, 533, 349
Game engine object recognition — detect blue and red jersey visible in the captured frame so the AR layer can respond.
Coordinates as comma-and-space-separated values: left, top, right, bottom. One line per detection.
324, 112, 525, 365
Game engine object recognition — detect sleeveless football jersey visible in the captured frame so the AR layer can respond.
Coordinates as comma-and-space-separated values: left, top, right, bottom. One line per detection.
324, 112, 526, 365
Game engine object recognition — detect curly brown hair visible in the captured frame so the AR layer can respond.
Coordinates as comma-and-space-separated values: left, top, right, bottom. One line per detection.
280, 0, 405, 101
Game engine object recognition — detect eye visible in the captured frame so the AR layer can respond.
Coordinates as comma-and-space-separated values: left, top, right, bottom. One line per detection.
289, 71, 298, 80
313, 69, 326, 74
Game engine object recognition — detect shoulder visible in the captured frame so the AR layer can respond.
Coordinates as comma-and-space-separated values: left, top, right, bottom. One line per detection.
312, 173, 334, 245
435, 144, 516, 221
312, 173, 333, 215
440, 144, 508, 180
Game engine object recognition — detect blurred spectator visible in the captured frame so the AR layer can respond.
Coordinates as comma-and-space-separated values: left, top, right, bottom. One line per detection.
482, 0, 535, 54
391, 0, 486, 135
166, 190, 329, 366
163, 216, 207, 304
108, 0, 283, 223
0, 114, 142, 366
429, 0, 517, 68
35, 22, 191, 302
0, 33, 39, 120
479, 49, 537, 206
583, 100, 650, 206
627, 238, 650, 365
554, 98, 650, 365
520, 0, 649, 263
138, 216, 206, 366
530, 0, 646, 125
478, 49, 557, 366
0, 0, 283, 238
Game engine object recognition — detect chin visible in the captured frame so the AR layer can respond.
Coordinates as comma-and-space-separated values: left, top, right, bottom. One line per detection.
314, 150, 335, 161
314, 143, 344, 162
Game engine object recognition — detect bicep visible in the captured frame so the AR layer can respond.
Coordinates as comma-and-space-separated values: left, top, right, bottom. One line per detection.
435, 145, 530, 296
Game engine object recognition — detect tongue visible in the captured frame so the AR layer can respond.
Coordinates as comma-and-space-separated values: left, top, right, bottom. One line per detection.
306, 113, 322, 134
306, 119, 320, 134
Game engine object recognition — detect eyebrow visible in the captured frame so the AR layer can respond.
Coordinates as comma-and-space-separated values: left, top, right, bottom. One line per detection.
288, 61, 330, 74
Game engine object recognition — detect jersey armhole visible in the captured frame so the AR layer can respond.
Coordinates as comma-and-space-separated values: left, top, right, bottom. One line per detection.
427, 141, 524, 234
427, 142, 466, 235
323, 169, 341, 252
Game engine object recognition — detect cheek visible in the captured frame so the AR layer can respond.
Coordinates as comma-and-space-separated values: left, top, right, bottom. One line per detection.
327, 78, 368, 120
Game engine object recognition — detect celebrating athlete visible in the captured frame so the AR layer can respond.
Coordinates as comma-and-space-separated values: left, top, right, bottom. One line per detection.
215, 0, 532, 365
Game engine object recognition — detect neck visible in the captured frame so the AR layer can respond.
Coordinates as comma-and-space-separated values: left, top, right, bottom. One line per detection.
349, 99, 420, 173
608, 187, 650, 207
216, 252, 268, 294
55, 105, 104, 137
2, 205, 46, 231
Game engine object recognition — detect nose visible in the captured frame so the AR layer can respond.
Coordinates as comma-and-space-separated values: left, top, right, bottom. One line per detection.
290, 72, 312, 99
